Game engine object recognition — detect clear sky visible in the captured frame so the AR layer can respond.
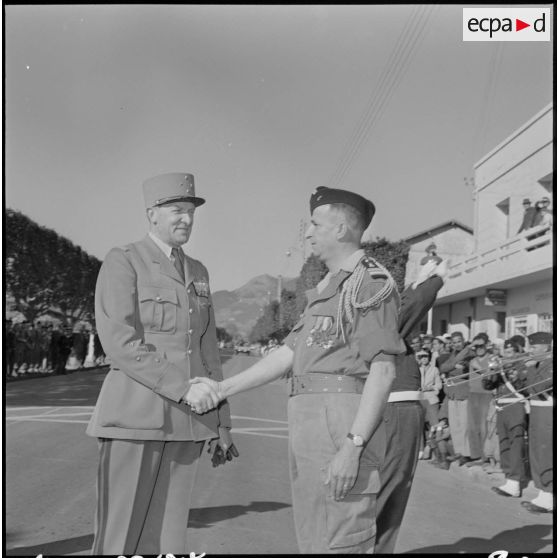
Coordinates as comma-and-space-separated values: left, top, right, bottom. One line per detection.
5, 4, 553, 292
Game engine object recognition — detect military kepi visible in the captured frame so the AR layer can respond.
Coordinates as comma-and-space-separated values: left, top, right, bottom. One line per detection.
528, 331, 552, 345
310, 186, 375, 228
143, 173, 206, 209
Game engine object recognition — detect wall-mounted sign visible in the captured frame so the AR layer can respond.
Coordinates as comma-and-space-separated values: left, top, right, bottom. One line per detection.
485, 288, 507, 306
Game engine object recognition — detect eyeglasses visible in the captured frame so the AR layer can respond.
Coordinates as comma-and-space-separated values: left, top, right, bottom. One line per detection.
474, 344, 486, 349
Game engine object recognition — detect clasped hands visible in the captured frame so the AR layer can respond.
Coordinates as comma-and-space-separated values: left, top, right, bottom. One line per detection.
183, 376, 223, 414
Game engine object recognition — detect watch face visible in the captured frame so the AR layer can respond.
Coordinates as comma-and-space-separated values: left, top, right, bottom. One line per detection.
353, 435, 364, 447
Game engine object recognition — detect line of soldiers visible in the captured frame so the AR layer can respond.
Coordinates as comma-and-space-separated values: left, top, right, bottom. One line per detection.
482, 331, 553, 514
406, 328, 553, 515
5, 320, 105, 378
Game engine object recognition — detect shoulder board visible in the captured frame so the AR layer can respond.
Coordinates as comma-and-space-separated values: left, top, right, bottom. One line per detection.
117, 244, 132, 252
361, 257, 389, 281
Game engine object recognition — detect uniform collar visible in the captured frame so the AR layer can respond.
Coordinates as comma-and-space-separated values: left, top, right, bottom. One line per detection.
315, 249, 365, 293
148, 232, 185, 261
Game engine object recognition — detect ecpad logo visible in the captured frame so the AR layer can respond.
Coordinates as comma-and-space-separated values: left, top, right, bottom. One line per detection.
463, 8, 550, 41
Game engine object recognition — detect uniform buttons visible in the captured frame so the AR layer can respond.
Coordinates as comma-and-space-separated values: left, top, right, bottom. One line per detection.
136, 356, 141, 361
156, 295, 162, 301
188, 329, 193, 334
187, 349, 192, 355
187, 289, 191, 294
189, 308, 193, 314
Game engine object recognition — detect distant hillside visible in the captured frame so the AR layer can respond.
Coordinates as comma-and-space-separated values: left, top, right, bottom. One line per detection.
213, 274, 297, 339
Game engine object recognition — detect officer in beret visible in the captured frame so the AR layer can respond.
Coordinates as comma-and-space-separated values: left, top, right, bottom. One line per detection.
192, 186, 405, 553
520, 331, 553, 513
87, 173, 236, 554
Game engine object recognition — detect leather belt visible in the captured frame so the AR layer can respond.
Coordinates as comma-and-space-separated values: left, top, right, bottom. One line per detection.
289, 374, 365, 397
387, 390, 424, 403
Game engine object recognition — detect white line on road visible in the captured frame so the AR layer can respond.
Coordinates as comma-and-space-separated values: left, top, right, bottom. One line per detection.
231, 415, 288, 424
232, 430, 288, 440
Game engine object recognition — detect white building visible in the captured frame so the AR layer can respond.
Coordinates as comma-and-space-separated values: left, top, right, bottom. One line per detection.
431, 103, 553, 342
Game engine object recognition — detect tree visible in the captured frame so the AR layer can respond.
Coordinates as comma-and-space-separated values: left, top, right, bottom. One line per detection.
5, 209, 101, 324
293, 254, 328, 317
362, 237, 410, 292
216, 327, 232, 344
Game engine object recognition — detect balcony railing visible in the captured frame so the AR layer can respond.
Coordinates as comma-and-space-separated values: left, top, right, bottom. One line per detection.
437, 225, 552, 298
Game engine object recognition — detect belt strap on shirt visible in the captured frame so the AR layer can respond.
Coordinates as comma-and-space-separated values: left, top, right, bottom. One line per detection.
387, 390, 424, 403
289, 374, 365, 397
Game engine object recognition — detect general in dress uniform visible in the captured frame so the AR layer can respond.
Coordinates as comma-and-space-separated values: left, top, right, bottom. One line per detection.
87, 173, 236, 555
192, 186, 405, 553
520, 331, 553, 513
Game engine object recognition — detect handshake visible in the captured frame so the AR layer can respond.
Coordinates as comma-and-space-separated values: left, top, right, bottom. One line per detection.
183, 377, 223, 415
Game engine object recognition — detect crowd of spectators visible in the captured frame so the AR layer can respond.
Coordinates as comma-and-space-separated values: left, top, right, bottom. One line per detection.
410, 329, 553, 514
517, 195, 553, 233
5, 320, 106, 378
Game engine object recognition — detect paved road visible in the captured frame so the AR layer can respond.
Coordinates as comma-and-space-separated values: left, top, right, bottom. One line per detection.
5, 355, 553, 555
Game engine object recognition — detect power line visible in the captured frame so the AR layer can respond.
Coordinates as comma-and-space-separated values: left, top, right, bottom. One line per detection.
328, 5, 436, 187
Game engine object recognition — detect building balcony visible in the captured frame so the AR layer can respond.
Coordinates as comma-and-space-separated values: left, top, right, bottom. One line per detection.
435, 225, 553, 303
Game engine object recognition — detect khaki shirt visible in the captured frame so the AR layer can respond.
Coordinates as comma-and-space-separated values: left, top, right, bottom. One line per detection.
284, 250, 405, 377
86, 235, 231, 441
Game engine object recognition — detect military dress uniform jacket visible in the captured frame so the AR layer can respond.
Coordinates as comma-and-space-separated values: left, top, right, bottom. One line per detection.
523, 356, 554, 401
86, 235, 231, 441
284, 251, 405, 378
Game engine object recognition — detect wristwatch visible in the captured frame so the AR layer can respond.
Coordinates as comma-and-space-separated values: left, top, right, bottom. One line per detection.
347, 432, 364, 447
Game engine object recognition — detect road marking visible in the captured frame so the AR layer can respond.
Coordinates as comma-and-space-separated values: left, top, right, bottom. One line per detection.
231, 415, 288, 425
232, 430, 288, 440
7, 418, 90, 424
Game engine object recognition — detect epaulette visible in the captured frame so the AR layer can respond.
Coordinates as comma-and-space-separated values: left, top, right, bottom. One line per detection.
335, 255, 398, 343
361, 256, 390, 281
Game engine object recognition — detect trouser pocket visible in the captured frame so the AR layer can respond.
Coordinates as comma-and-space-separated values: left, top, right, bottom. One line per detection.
325, 465, 379, 550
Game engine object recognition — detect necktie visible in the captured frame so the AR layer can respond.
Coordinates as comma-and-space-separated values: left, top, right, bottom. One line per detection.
172, 247, 185, 283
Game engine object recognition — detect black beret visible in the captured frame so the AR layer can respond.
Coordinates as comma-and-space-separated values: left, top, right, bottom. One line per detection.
528, 331, 552, 345
509, 334, 526, 347
310, 186, 375, 228
503, 339, 520, 351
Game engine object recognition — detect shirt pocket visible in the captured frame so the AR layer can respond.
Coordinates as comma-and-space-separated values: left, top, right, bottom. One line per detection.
138, 286, 178, 334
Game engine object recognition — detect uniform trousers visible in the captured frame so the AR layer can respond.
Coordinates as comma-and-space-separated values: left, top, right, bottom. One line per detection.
92, 438, 203, 555
528, 406, 553, 492
287, 393, 386, 554
467, 392, 493, 459
496, 402, 527, 483
447, 399, 470, 457
375, 401, 424, 554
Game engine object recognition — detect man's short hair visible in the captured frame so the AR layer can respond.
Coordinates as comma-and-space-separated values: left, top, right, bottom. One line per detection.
451, 331, 464, 339
328, 203, 367, 238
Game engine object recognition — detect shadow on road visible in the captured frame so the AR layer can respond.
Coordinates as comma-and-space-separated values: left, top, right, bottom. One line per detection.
189, 501, 291, 528
6, 533, 93, 556
5, 368, 108, 407
407, 524, 553, 554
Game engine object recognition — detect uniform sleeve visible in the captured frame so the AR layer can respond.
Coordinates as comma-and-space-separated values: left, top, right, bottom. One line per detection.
95, 247, 189, 403
353, 278, 406, 365
398, 275, 443, 340
198, 268, 232, 429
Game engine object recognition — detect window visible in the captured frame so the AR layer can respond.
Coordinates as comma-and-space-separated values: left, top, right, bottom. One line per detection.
496, 312, 506, 337
440, 319, 448, 334
538, 313, 553, 334
512, 316, 528, 337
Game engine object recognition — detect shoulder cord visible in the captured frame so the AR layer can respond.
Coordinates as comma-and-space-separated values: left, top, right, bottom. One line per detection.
335, 257, 398, 344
